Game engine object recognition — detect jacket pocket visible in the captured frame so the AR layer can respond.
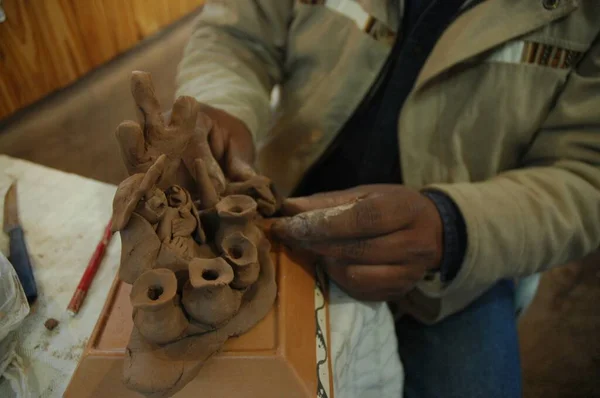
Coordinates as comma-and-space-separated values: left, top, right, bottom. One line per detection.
404, 61, 574, 184
482, 39, 584, 71
296, 0, 397, 46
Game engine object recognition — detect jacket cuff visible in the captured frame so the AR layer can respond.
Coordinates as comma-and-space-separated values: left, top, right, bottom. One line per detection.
421, 190, 467, 282
406, 180, 523, 323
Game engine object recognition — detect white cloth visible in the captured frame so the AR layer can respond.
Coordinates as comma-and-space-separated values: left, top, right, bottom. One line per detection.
0, 156, 121, 397
329, 284, 403, 398
0, 250, 30, 397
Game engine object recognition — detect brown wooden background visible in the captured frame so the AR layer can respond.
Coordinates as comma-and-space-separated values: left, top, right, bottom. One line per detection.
0, 0, 203, 120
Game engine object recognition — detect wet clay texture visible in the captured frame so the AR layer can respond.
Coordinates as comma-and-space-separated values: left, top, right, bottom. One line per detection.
111, 71, 279, 397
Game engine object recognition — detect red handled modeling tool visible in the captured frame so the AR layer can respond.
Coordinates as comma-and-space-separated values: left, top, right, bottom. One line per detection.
67, 220, 114, 316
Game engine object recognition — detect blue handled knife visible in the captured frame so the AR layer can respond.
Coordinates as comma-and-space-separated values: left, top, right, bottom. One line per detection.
3, 182, 38, 304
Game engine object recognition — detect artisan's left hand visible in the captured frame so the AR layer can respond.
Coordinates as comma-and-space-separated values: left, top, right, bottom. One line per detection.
272, 185, 443, 301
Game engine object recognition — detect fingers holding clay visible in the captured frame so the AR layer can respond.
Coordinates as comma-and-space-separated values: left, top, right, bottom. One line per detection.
170, 95, 200, 133
227, 154, 258, 182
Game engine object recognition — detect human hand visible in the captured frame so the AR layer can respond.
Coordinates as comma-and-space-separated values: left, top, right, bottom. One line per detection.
271, 185, 443, 301
197, 104, 256, 181
199, 105, 279, 215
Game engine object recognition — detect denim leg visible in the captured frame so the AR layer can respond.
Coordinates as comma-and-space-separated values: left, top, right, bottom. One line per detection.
396, 280, 522, 398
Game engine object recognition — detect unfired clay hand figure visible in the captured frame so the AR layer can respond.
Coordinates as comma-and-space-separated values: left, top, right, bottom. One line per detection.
111, 72, 279, 398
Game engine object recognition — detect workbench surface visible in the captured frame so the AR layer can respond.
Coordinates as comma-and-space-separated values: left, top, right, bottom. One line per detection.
0, 155, 121, 397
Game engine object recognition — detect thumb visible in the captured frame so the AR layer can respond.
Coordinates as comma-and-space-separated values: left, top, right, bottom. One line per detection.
282, 184, 398, 215
282, 191, 363, 216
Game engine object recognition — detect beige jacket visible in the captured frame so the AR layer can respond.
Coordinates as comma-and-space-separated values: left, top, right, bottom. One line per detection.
177, 0, 600, 323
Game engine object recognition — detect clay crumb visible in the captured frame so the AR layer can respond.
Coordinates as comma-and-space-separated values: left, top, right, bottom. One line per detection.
44, 318, 59, 331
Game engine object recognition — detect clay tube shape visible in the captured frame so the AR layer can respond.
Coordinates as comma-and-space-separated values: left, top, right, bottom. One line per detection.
182, 258, 242, 327
215, 195, 262, 251
130, 269, 188, 344
221, 231, 260, 289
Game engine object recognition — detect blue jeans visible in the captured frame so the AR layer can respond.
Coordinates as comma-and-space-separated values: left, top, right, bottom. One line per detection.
395, 280, 522, 398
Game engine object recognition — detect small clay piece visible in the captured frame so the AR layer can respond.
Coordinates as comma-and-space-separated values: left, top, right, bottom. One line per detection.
111, 71, 279, 397
182, 258, 242, 327
221, 231, 260, 289
130, 269, 188, 344
44, 318, 59, 331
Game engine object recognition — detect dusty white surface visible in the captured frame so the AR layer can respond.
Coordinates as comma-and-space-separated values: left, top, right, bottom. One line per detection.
0, 155, 121, 397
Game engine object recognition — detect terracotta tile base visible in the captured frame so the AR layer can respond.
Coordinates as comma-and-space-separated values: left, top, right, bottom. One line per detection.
65, 245, 334, 397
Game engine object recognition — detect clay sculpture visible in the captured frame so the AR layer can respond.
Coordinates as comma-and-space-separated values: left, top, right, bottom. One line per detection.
111, 71, 279, 398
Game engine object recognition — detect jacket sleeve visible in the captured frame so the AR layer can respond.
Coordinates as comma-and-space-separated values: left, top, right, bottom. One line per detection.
406, 35, 600, 323
176, 0, 293, 142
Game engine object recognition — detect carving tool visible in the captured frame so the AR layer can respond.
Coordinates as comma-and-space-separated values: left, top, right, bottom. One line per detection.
3, 182, 38, 303
67, 220, 114, 316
